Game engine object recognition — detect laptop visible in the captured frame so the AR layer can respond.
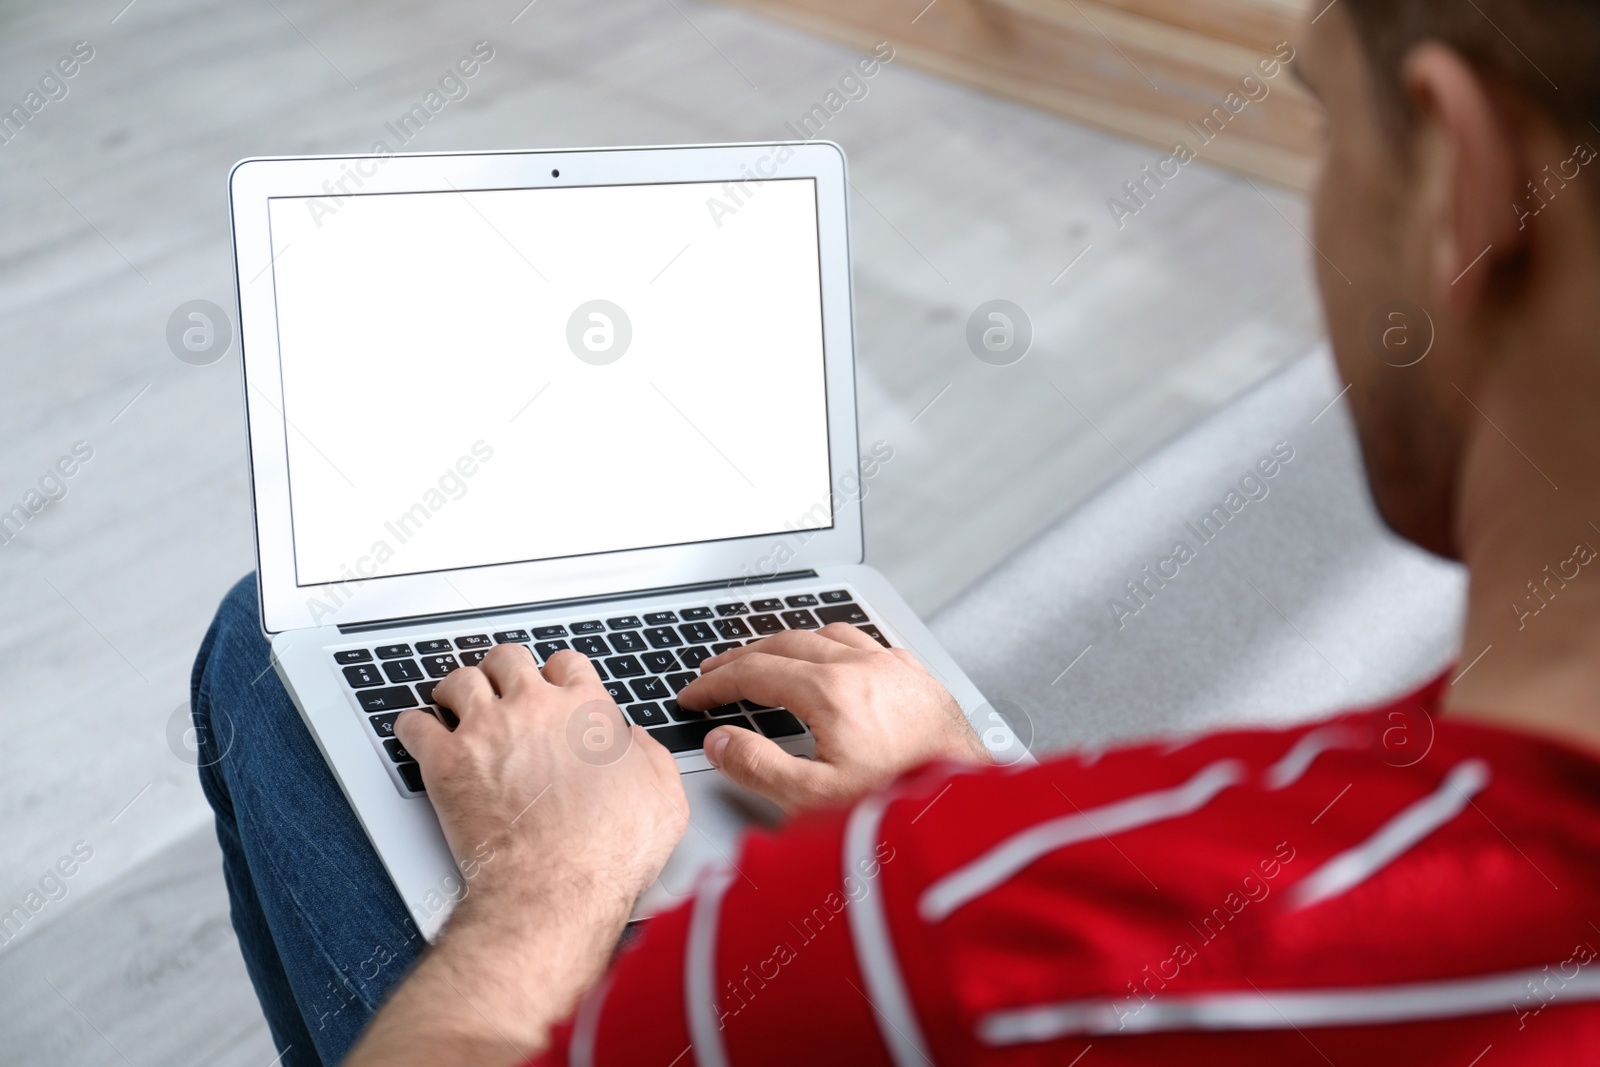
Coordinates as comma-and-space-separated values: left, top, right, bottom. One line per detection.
228, 142, 1026, 939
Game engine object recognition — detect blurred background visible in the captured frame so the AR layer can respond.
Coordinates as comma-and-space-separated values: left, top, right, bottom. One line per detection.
1, 0, 1319, 1061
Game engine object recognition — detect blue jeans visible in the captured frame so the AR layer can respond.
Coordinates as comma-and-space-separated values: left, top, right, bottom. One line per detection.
191, 574, 423, 1066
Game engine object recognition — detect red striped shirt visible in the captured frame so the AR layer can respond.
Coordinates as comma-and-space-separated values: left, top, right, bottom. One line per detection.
533, 675, 1600, 1065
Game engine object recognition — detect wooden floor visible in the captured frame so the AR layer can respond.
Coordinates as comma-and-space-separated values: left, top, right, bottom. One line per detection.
0, 0, 1319, 1061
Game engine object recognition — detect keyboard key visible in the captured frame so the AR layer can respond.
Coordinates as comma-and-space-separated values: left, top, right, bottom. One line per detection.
609, 631, 647, 653
417, 639, 453, 654
383, 738, 413, 763
707, 703, 744, 717
342, 663, 385, 688
571, 620, 605, 635
375, 643, 412, 659
573, 635, 609, 657
397, 762, 425, 792
591, 659, 610, 681
421, 654, 460, 678
715, 602, 749, 616
857, 623, 890, 647
665, 699, 703, 722
714, 618, 751, 639
679, 621, 716, 644
334, 649, 372, 664
533, 625, 568, 640
461, 649, 488, 666
383, 659, 424, 684
418, 681, 439, 704
493, 630, 530, 643
357, 685, 418, 713
642, 650, 679, 673
644, 611, 679, 625
643, 626, 682, 648
630, 676, 670, 701
784, 594, 819, 608
534, 640, 570, 660
741, 699, 776, 712
782, 609, 820, 630
432, 705, 460, 730
820, 589, 852, 603
646, 720, 717, 753
751, 598, 783, 612
604, 681, 632, 704
625, 702, 669, 727
748, 614, 784, 635
645, 719, 751, 753
455, 635, 491, 649
369, 711, 402, 737
816, 603, 870, 625
665, 671, 698, 693
710, 642, 742, 655
679, 646, 712, 669
607, 616, 642, 630
680, 607, 713, 620
605, 655, 645, 678
754, 709, 806, 738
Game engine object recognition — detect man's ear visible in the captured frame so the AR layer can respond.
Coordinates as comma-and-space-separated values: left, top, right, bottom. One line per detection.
1401, 43, 1522, 309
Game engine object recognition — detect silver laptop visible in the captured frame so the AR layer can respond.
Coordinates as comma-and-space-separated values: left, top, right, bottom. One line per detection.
228, 142, 1024, 939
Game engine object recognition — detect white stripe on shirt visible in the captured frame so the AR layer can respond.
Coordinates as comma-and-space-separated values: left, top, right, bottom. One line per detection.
569, 971, 613, 1067
919, 760, 1245, 923
845, 790, 935, 1067
1263, 724, 1366, 789
685, 865, 738, 1067
1290, 759, 1490, 909
977, 962, 1600, 1044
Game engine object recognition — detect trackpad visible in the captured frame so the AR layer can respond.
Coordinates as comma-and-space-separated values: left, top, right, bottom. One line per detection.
633, 768, 784, 919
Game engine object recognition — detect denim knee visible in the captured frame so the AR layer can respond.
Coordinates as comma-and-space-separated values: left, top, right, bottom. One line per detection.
190, 573, 269, 797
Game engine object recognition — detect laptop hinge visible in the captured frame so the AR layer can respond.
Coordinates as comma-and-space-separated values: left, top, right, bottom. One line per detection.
336, 569, 822, 635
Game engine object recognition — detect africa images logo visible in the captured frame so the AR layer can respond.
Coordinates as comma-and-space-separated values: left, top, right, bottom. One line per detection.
566, 300, 632, 365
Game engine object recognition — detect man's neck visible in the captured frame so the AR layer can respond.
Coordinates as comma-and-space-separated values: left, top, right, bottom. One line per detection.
1442, 252, 1600, 756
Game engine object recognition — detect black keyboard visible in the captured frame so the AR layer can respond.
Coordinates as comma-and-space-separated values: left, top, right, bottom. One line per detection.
328, 589, 887, 796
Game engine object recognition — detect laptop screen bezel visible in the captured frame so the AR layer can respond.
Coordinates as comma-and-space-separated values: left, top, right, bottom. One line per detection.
230, 143, 863, 635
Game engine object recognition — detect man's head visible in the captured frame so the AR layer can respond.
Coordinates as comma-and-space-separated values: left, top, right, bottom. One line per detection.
1298, 0, 1600, 558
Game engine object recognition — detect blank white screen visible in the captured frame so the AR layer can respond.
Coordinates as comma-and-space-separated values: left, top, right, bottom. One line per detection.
266, 178, 833, 587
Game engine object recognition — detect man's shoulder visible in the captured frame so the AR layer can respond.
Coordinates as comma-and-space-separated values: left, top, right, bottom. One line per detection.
895, 668, 1599, 819
853, 667, 1600, 951
842, 674, 1600, 1055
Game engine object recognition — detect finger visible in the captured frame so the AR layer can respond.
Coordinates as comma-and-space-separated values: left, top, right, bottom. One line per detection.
542, 648, 600, 688
432, 665, 494, 716
887, 647, 929, 672
677, 653, 830, 712
479, 642, 542, 696
817, 623, 927, 673
393, 707, 450, 765
704, 725, 824, 810
814, 622, 884, 652
701, 629, 857, 672
635, 724, 688, 788
631, 729, 693, 842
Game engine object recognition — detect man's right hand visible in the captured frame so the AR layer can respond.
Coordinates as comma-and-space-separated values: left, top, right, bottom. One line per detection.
676, 623, 992, 811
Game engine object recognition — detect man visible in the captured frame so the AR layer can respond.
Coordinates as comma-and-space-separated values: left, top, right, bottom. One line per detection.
192, 1, 1600, 1063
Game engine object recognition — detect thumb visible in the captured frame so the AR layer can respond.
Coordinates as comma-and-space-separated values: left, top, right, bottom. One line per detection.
705, 725, 818, 809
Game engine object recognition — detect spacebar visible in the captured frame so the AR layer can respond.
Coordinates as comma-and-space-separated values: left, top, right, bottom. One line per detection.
646, 720, 751, 753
